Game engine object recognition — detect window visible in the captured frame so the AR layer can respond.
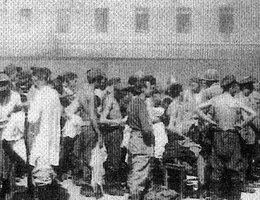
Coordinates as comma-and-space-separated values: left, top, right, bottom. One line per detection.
95, 8, 109, 33
19, 8, 32, 18
56, 9, 71, 33
135, 7, 149, 33
176, 7, 192, 33
219, 6, 234, 34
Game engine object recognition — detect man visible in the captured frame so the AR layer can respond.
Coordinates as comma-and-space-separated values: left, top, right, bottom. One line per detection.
196, 75, 256, 200
238, 76, 260, 182
200, 69, 223, 102
184, 77, 202, 107
64, 68, 105, 192
127, 76, 155, 200
100, 77, 124, 188
0, 73, 22, 199
27, 68, 62, 186
3, 64, 23, 91
59, 72, 78, 107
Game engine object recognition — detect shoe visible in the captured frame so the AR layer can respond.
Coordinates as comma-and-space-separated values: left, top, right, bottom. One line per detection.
241, 186, 256, 193
80, 184, 95, 197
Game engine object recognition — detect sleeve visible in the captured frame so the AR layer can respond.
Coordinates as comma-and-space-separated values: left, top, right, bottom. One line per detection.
138, 99, 155, 145
14, 92, 22, 106
138, 99, 153, 134
236, 100, 256, 117
28, 92, 42, 123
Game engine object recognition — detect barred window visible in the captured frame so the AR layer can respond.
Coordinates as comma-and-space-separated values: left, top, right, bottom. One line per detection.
176, 7, 192, 33
56, 9, 71, 33
135, 7, 149, 33
219, 6, 234, 34
19, 8, 32, 18
95, 8, 109, 33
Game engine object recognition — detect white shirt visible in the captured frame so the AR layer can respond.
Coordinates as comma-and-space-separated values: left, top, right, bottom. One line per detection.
28, 85, 62, 168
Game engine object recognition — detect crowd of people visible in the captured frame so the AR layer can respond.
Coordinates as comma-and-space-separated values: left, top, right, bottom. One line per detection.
0, 63, 259, 200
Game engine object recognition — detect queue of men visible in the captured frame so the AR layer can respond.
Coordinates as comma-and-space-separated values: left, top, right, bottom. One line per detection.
0, 64, 259, 200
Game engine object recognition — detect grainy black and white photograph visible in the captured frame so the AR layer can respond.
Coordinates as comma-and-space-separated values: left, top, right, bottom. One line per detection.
0, 0, 259, 199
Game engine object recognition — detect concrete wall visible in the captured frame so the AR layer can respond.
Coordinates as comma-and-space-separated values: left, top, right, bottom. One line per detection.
0, 0, 259, 58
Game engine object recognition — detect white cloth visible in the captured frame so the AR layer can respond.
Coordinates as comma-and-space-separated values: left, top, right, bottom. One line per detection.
2, 111, 25, 141
153, 122, 168, 159
0, 91, 21, 128
0, 92, 26, 162
121, 125, 131, 148
1, 111, 27, 162
149, 106, 168, 158
62, 114, 84, 138
89, 143, 107, 187
28, 86, 62, 169
13, 138, 27, 162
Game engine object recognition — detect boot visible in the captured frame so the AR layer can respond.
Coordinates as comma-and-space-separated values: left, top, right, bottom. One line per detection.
210, 181, 222, 199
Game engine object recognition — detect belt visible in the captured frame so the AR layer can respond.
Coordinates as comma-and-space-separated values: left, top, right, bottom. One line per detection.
81, 121, 91, 127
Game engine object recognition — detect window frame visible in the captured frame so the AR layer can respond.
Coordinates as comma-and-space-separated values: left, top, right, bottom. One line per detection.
94, 8, 109, 33
176, 7, 192, 34
56, 8, 71, 34
219, 6, 234, 34
135, 7, 150, 33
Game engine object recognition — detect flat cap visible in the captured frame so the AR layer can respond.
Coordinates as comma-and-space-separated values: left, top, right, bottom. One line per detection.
32, 67, 52, 80
239, 76, 256, 85
4, 64, 22, 76
0, 73, 10, 91
220, 75, 237, 87
87, 68, 106, 80
107, 77, 121, 86
189, 77, 200, 84
202, 69, 219, 81
128, 75, 139, 86
0, 73, 10, 82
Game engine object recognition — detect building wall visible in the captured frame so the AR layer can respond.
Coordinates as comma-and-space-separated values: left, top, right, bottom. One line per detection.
0, 0, 259, 59
0, 58, 258, 88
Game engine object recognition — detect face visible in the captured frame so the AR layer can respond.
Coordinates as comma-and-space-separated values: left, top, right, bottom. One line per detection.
179, 91, 184, 102
95, 78, 107, 90
242, 86, 253, 97
32, 76, 46, 88
190, 82, 200, 93
152, 93, 161, 107
229, 82, 240, 96
0, 81, 10, 94
106, 85, 114, 95
69, 79, 78, 89
142, 81, 155, 97
200, 80, 207, 90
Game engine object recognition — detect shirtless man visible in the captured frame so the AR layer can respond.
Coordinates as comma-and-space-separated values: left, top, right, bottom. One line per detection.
196, 75, 256, 200
65, 68, 105, 195
238, 76, 260, 182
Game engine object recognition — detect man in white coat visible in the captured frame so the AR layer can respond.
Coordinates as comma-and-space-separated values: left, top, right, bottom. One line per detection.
27, 68, 62, 185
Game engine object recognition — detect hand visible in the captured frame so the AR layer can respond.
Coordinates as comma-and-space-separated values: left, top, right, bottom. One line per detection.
118, 116, 128, 126
98, 137, 104, 148
234, 122, 243, 130
211, 123, 222, 132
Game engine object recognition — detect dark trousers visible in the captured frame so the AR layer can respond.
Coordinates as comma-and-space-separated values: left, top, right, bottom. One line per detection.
73, 126, 97, 180
103, 127, 123, 183
210, 130, 246, 200
59, 137, 76, 176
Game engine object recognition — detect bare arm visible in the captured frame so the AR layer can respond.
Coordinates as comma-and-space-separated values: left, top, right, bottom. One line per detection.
100, 97, 122, 125
196, 100, 217, 126
238, 102, 256, 128
88, 91, 102, 143
138, 100, 154, 144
